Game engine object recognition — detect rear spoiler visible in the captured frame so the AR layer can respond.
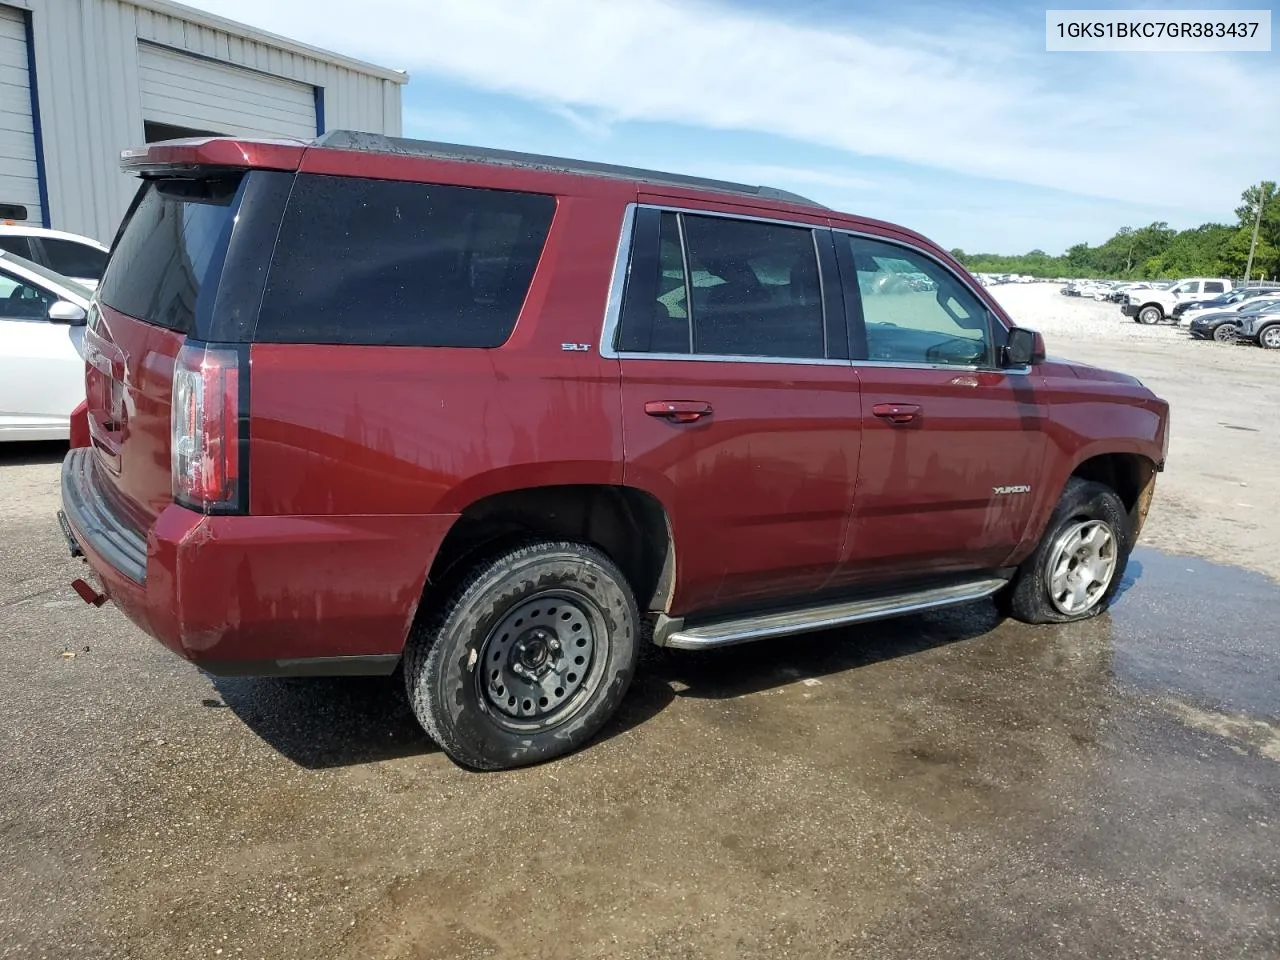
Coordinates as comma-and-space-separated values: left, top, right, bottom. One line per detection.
119, 137, 308, 177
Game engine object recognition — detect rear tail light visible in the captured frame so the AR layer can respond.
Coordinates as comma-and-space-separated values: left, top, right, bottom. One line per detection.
171, 342, 247, 513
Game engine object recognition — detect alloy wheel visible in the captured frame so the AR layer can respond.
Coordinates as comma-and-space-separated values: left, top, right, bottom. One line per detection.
1047, 520, 1118, 616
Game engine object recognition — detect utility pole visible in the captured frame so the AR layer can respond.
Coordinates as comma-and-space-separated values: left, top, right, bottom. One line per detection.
1244, 182, 1271, 282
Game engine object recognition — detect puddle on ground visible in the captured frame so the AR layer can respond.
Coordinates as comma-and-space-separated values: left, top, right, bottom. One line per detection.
1107, 547, 1280, 719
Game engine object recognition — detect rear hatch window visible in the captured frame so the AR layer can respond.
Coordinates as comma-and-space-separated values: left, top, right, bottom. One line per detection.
98, 176, 241, 334
98, 173, 291, 339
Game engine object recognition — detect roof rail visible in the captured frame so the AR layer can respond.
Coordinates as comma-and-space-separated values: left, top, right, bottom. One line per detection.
312, 130, 826, 209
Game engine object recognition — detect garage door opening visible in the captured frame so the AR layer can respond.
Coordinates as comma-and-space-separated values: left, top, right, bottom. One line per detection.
144, 120, 225, 142
138, 42, 318, 141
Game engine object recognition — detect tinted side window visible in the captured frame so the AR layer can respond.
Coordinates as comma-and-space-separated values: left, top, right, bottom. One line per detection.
683, 215, 824, 359
0, 236, 32, 259
255, 176, 556, 347
40, 239, 109, 280
618, 211, 691, 354
1203, 281, 1225, 293
846, 236, 992, 366
617, 210, 825, 360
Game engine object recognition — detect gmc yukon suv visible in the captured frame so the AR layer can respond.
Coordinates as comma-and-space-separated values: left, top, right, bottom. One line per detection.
58, 132, 1170, 770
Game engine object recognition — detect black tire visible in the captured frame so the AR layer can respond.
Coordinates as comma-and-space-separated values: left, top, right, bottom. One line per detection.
1136, 305, 1162, 325
405, 540, 639, 770
997, 478, 1131, 625
1212, 323, 1236, 343
1259, 324, 1280, 350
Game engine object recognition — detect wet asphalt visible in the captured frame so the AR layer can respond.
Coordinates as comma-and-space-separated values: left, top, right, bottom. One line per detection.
1, 448, 1278, 959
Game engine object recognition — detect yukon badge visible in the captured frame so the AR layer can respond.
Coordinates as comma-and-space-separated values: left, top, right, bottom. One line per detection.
993, 484, 1032, 496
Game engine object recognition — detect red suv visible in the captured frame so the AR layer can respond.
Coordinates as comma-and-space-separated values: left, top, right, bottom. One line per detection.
58, 132, 1170, 770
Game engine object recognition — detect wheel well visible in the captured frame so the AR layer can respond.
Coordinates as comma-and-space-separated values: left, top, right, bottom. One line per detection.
427, 485, 674, 612
1070, 453, 1157, 522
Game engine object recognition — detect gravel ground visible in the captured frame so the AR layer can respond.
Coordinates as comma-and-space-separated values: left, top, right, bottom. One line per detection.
1, 285, 1277, 959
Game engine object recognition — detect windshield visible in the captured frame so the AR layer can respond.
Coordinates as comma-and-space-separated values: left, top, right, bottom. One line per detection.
0, 250, 94, 301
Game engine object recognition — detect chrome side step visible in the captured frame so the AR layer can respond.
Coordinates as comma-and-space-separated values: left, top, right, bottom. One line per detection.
655, 577, 1009, 650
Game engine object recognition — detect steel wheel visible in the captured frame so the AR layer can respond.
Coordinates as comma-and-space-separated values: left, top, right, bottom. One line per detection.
1137, 306, 1161, 325
478, 590, 605, 733
1047, 519, 1118, 616
1260, 325, 1280, 350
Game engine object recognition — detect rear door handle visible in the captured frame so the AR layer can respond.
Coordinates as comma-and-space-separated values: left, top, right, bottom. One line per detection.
872, 402, 922, 424
644, 400, 713, 424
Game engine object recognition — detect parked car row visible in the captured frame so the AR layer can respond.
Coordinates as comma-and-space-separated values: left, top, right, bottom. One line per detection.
1187, 294, 1280, 347
1122, 278, 1280, 325
1044, 269, 1280, 349
979, 273, 1041, 286
1061, 279, 1167, 302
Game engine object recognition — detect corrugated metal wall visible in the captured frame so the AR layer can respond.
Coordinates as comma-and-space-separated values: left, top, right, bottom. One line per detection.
12, 0, 404, 243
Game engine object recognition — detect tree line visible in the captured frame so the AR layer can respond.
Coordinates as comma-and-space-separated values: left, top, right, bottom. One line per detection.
950, 182, 1278, 280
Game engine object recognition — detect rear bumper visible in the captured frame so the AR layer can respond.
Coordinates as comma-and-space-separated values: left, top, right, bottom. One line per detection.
58, 449, 457, 676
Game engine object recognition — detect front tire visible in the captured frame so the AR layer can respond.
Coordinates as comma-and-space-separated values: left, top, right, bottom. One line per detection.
998, 479, 1131, 625
1259, 324, 1280, 350
1212, 323, 1236, 343
1136, 305, 1162, 325
405, 540, 640, 770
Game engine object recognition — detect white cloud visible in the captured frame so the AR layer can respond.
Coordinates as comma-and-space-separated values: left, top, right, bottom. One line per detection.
189, 0, 1276, 223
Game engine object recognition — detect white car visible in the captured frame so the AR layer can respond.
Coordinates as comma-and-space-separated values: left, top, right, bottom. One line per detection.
0, 225, 110, 290
1122, 277, 1234, 325
0, 250, 92, 442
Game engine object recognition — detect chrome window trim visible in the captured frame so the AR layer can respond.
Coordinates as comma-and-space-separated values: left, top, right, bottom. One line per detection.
598, 202, 636, 359
599, 201, 834, 364
636, 201, 828, 229
599, 205, 1035, 376
854, 358, 1033, 376
812, 228, 830, 357
612, 351, 850, 367
675, 210, 695, 354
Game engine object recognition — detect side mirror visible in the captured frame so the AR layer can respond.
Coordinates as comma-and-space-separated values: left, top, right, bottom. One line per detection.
1004, 327, 1045, 367
48, 300, 87, 325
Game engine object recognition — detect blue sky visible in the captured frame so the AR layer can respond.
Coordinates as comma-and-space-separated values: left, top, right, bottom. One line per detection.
191, 0, 1278, 254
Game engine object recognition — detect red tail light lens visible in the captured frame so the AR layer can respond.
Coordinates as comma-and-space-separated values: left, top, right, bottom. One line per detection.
171, 342, 246, 513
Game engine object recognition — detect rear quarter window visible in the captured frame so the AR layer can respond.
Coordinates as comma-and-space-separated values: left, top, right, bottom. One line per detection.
254, 175, 557, 347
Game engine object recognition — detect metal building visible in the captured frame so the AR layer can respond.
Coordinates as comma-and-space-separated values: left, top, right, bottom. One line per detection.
1, 0, 405, 242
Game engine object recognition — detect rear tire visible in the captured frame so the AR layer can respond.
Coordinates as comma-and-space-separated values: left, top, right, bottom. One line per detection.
404, 540, 640, 770
997, 478, 1131, 625
1136, 305, 1162, 325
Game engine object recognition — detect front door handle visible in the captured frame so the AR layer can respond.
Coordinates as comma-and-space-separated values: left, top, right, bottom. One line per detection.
644, 400, 713, 424
872, 402, 922, 424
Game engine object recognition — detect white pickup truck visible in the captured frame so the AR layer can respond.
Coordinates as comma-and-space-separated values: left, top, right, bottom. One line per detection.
1121, 278, 1234, 324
